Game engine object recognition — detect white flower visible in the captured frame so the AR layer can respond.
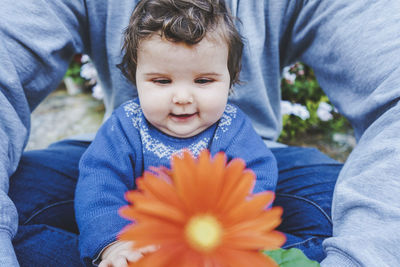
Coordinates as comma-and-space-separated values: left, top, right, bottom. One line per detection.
280, 101, 310, 120
283, 66, 296, 84
291, 103, 310, 120
317, 102, 333, 121
81, 54, 90, 64
80, 62, 98, 81
92, 84, 104, 100
280, 100, 293, 115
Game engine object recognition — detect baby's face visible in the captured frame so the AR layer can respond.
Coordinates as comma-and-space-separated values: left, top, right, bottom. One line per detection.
136, 34, 230, 138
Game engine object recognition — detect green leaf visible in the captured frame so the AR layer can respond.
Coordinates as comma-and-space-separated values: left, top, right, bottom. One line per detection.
263, 248, 320, 267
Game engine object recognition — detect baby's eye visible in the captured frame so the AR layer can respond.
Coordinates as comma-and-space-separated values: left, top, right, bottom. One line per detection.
153, 79, 171, 84
195, 78, 214, 84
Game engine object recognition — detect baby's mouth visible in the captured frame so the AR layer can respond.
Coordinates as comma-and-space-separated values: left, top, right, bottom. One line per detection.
170, 112, 198, 121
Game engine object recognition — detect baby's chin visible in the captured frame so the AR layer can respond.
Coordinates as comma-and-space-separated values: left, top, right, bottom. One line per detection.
162, 129, 203, 139
157, 126, 208, 139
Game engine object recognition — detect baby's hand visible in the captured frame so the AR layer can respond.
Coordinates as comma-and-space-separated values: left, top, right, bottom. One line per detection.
98, 241, 157, 267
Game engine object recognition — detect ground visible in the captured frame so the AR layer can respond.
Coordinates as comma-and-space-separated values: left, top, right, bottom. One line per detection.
26, 88, 104, 151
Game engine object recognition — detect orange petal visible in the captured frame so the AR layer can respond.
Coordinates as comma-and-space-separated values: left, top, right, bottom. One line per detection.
218, 170, 255, 214
137, 173, 184, 209
224, 191, 275, 224
195, 151, 227, 212
130, 198, 187, 223
148, 166, 173, 183
171, 151, 198, 208
222, 230, 286, 250
119, 222, 183, 248
128, 245, 185, 267
120, 205, 183, 225
123, 190, 186, 223
124, 190, 151, 205
225, 206, 283, 233
168, 247, 206, 267
119, 205, 137, 220
215, 158, 246, 210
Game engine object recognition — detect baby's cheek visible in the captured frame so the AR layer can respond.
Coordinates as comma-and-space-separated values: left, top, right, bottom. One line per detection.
141, 97, 168, 115
203, 106, 225, 124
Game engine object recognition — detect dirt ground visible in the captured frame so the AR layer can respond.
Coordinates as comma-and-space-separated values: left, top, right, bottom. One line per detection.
26, 89, 104, 151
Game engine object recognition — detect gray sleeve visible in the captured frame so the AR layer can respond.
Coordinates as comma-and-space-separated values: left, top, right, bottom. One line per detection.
0, 0, 87, 265
285, 1, 400, 266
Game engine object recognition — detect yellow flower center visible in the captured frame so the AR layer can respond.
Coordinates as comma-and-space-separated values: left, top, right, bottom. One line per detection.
185, 214, 223, 252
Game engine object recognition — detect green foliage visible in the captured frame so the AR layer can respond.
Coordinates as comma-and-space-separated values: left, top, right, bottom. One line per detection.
278, 63, 351, 144
263, 248, 320, 267
64, 57, 85, 85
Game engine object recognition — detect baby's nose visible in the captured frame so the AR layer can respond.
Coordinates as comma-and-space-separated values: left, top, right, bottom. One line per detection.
172, 91, 193, 104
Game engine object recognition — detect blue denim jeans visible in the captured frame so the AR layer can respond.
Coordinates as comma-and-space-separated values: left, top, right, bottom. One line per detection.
9, 140, 342, 266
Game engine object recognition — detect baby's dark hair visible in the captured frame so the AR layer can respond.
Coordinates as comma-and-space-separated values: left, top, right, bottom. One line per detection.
118, 0, 243, 87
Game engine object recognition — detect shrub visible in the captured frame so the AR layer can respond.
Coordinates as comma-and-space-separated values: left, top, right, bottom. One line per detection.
278, 63, 352, 144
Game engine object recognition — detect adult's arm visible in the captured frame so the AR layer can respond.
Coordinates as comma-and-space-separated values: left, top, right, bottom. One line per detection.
285, 1, 400, 265
0, 0, 87, 265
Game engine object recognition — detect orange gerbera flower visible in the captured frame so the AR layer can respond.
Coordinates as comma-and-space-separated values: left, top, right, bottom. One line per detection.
119, 149, 286, 267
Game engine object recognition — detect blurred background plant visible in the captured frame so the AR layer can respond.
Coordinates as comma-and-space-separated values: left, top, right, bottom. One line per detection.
63, 54, 104, 100
279, 63, 355, 161
28, 57, 355, 162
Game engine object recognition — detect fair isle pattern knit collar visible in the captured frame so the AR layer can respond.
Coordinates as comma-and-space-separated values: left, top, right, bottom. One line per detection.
122, 100, 237, 159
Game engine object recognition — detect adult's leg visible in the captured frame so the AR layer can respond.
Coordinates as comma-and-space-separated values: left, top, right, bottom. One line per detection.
9, 140, 90, 267
271, 146, 343, 262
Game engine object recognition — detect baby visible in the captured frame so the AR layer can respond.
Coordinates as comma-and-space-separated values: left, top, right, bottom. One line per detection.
75, 0, 278, 266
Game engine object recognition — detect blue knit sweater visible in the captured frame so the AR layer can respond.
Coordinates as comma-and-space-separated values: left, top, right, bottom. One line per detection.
75, 99, 277, 264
